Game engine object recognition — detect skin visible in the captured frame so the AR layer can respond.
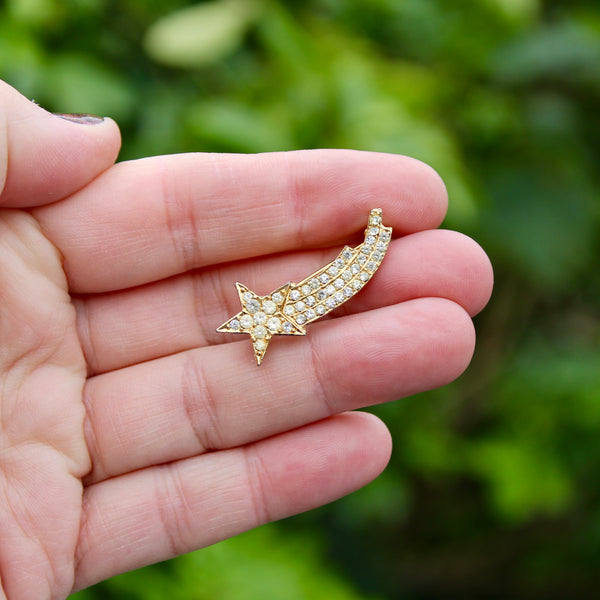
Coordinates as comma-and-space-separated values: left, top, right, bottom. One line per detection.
0, 80, 493, 600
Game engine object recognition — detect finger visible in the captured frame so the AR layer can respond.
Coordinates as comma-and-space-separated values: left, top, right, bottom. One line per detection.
0, 80, 121, 207
74, 412, 391, 590
83, 298, 474, 483
33, 150, 448, 293
77, 229, 491, 375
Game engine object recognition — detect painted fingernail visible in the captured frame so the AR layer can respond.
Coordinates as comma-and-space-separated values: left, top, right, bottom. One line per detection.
54, 113, 105, 124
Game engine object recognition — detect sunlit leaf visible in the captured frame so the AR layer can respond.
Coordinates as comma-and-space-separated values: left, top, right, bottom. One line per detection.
143, 0, 263, 69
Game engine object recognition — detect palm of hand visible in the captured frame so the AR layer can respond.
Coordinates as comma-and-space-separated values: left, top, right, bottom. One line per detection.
0, 211, 89, 599
0, 86, 493, 600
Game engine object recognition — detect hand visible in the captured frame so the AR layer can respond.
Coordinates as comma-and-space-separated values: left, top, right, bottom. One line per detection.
0, 80, 493, 600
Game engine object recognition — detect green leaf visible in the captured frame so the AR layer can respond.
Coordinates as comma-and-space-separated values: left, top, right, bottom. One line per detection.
143, 0, 263, 69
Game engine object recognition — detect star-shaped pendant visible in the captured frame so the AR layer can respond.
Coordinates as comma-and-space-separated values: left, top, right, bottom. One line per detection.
216, 282, 306, 365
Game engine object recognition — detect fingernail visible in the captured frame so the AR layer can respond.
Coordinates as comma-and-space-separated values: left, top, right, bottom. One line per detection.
54, 113, 105, 124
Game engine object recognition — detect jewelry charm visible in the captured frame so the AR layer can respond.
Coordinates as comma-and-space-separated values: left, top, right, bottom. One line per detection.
217, 208, 392, 365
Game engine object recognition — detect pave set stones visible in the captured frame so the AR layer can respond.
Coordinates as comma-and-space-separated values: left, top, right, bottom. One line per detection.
283, 212, 392, 329
217, 282, 305, 365
217, 209, 392, 365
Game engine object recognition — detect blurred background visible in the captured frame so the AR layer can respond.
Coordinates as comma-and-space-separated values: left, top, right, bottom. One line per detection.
1, 0, 599, 598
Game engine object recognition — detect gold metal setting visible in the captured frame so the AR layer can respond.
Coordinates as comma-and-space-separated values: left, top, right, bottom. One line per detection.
217, 209, 392, 365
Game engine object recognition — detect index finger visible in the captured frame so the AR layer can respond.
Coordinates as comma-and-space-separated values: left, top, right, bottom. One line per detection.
33, 149, 447, 293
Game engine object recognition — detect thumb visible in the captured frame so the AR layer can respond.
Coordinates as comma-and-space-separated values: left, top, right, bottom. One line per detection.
0, 79, 121, 208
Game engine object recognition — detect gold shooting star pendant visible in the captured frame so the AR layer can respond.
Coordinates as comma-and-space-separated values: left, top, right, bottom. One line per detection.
217, 208, 392, 365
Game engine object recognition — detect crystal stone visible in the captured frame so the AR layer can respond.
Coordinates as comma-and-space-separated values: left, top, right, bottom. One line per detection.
282, 321, 293, 333
342, 249, 353, 261
301, 284, 311, 295
272, 292, 283, 304
284, 305, 295, 316
240, 314, 253, 329
328, 265, 339, 276
334, 291, 344, 303
243, 291, 254, 302
254, 339, 267, 351
296, 314, 307, 325
245, 298, 260, 314
319, 273, 330, 284
254, 311, 267, 325
309, 278, 320, 289
306, 295, 316, 306
335, 258, 345, 268
334, 278, 344, 289
306, 308, 316, 320
366, 235, 376, 245
326, 298, 336, 309
289, 290, 301, 301
253, 325, 267, 339
267, 317, 281, 332
229, 319, 240, 331
295, 301, 306, 312
262, 300, 277, 315
342, 271, 352, 281
316, 305, 326, 315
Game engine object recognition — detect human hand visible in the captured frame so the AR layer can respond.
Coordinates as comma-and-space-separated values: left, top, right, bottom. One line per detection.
0, 80, 493, 599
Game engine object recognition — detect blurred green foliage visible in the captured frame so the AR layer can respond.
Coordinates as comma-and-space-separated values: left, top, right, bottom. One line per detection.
1, 0, 599, 597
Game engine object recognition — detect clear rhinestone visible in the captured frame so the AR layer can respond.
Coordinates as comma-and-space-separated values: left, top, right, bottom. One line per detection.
243, 291, 254, 302
310, 278, 320, 289
295, 301, 306, 312
351, 263, 360, 274
325, 285, 335, 296
369, 215, 382, 225
262, 300, 277, 315
360, 272, 369, 282
316, 305, 326, 315
290, 290, 301, 301
342, 271, 352, 281
254, 311, 267, 325
325, 298, 336, 309
301, 284, 311, 295
229, 319, 240, 331
272, 292, 283, 304
319, 273, 330, 284
284, 305, 295, 316
253, 325, 267, 339
366, 235, 376, 245
334, 291, 344, 303
240, 314, 253, 329
357, 255, 367, 264
254, 339, 267, 351
245, 298, 260, 313
334, 278, 344, 289
328, 266, 338, 276
282, 321, 293, 333
306, 308, 316, 320
372, 251, 383, 262
342, 249, 353, 261
381, 231, 391, 242
267, 317, 281, 332
296, 314, 307, 325
369, 227, 379, 236
366, 261, 376, 272
361, 245, 372, 255
353, 280, 362, 290
376, 242, 387, 252
317, 290, 326, 300
334, 258, 345, 268
306, 295, 316, 306
344, 287, 353, 297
